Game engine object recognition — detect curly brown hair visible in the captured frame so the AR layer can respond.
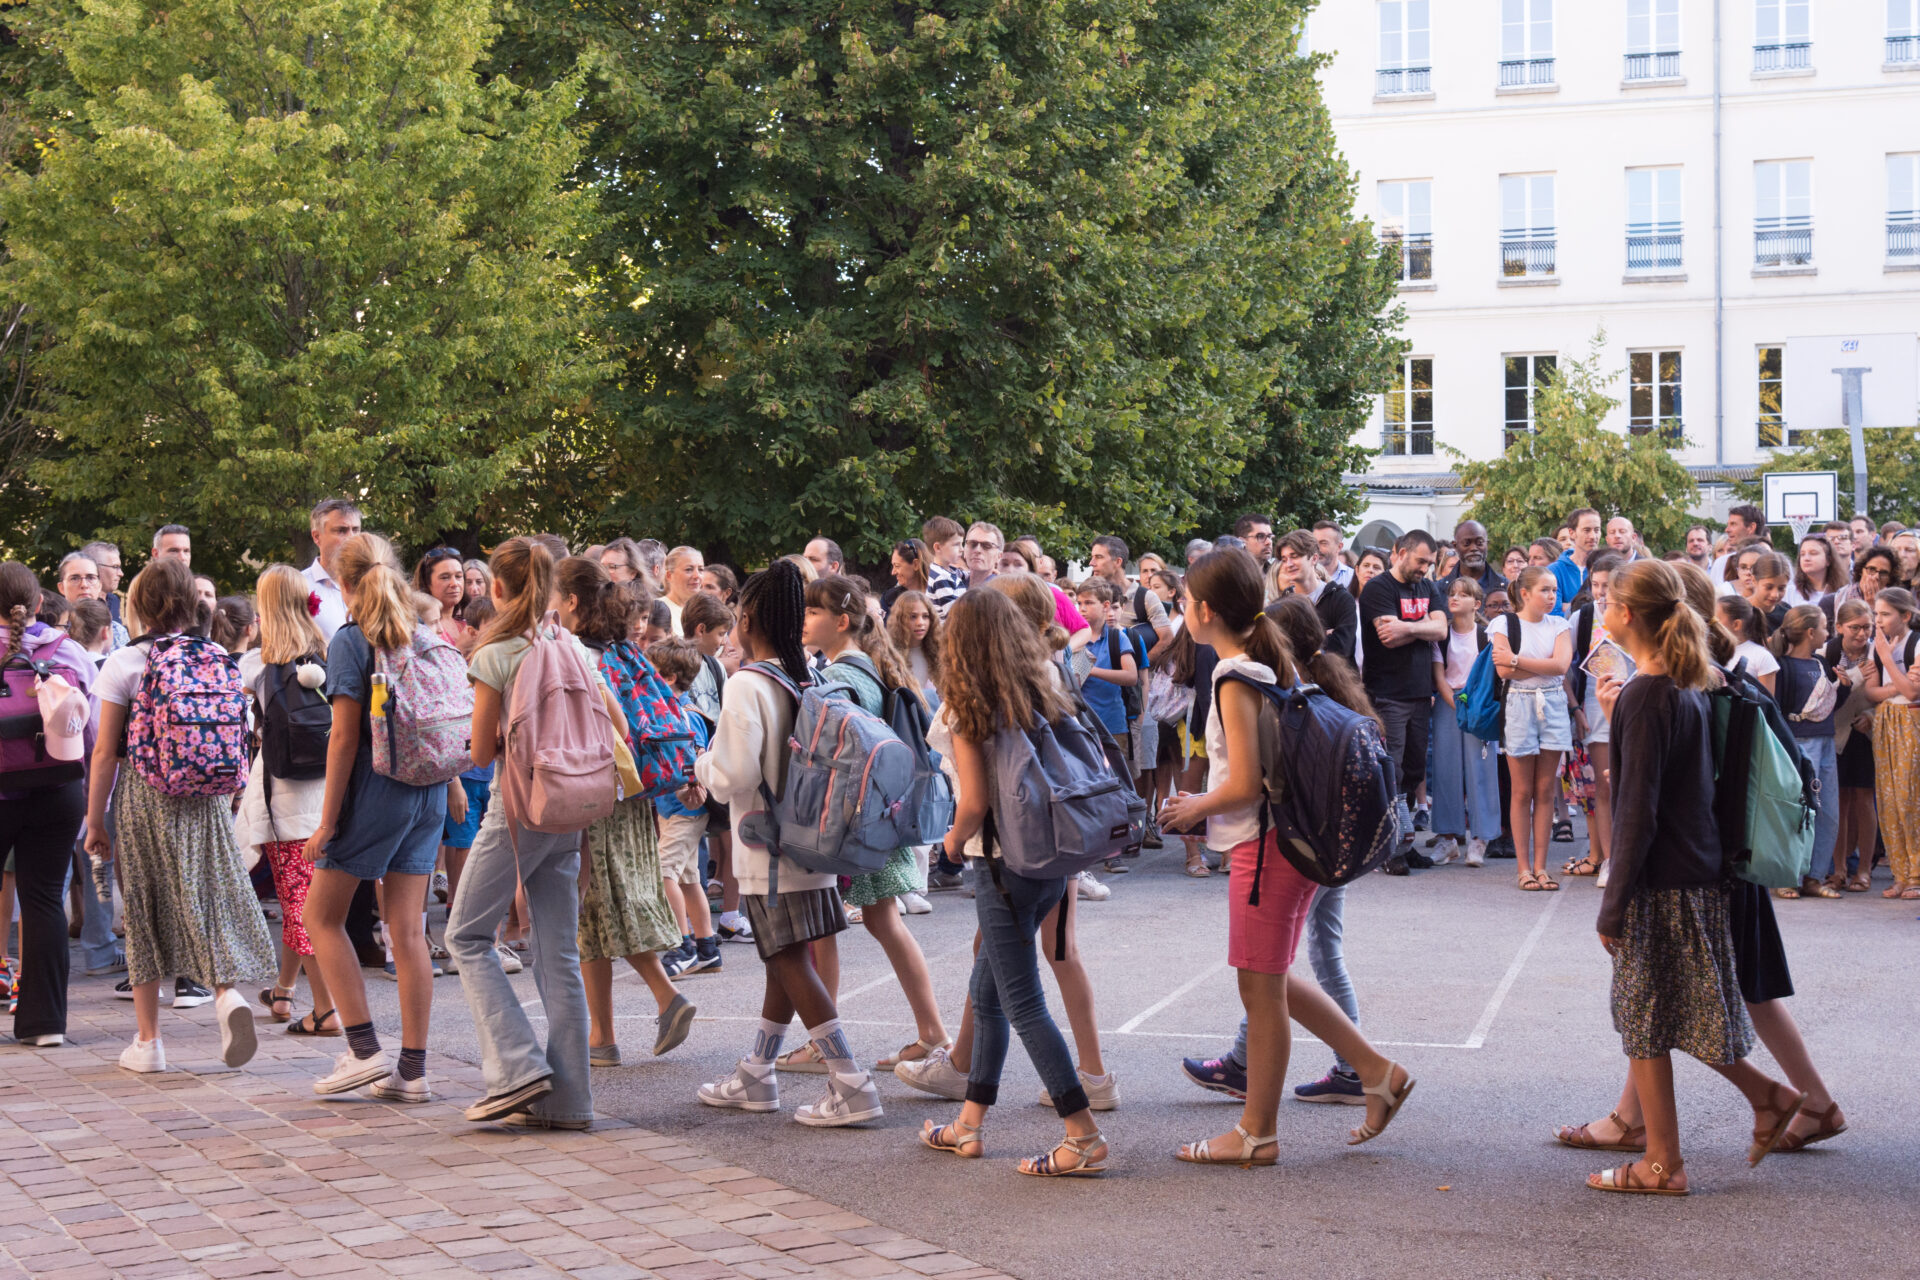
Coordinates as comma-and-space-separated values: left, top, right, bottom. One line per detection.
937, 588, 1072, 743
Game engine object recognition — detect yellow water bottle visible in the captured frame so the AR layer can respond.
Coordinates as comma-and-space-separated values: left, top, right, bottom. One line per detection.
370, 671, 390, 719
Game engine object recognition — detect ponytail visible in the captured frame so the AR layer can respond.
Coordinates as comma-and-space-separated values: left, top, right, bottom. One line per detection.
1653, 604, 1711, 691
1769, 604, 1825, 660
555, 555, 632, 646
474, 537, 555, 654
1186, 548, 1297, 688
1617, 559, 1715, 691
353, 564, 416, 652
1243, 612, 1297, 689
1269, 596, 1372, 721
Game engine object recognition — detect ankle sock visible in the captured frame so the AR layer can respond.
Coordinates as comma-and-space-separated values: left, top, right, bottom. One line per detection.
806, 1018, 858, 1076
696, 935, 719, 958
345, 1022, 381, 1060
397, 1048, 427, 1081
749, 1018, 786, 1065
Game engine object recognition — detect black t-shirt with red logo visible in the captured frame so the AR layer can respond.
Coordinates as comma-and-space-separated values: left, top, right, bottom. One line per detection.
1358, 572, 1441, 703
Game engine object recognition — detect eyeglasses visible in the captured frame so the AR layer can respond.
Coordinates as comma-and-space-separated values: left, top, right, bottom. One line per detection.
63, 572, 100, 585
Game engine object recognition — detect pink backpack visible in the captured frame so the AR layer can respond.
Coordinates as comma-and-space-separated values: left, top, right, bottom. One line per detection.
126, 635, 252, 797
0, 629, 93, 790
370, 627, 474, 787
497, 622, 618, 834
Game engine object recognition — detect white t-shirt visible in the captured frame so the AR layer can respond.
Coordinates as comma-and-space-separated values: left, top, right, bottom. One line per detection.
1734, 639, 1780, 680
1508, 614, 1570, 689
1438, 624, 1480, 691
95, 640, 160, 707
1204, 654, 1276, 852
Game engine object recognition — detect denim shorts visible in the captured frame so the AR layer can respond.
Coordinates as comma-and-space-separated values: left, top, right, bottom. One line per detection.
1504, 684, 1573, 756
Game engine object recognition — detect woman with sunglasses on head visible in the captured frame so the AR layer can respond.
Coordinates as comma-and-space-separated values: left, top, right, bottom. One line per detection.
885, 539, 930, 616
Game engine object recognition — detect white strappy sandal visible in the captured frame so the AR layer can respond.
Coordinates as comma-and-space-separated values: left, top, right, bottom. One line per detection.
1177, 1123, 1278, 1168
878, 1037, 951, 1071
1347, 1062, 1416, 1145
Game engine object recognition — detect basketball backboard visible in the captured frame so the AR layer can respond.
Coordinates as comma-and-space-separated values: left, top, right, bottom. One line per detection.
1781, 334, 1918, 433
1762, 470, 1838, 527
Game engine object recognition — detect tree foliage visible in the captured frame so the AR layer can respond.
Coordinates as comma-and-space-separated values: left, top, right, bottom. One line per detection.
1737, 427, 1920, 536
1453, 333, 1700, 553
1, 0, 603, 582
491, 0, 1394, 566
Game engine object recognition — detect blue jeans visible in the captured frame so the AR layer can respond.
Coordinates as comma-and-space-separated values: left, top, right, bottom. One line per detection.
447, 804, 591, 1124
1229, 885, 1358, 1075
1799, 735, 1840, 882
965, 861, 1088, 1117
72, 825, 121, 971
1429, 698, 1503, 841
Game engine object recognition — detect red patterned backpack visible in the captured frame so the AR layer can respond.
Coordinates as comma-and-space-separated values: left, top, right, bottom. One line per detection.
126, 635, 252, 796
595, 639, 699, 799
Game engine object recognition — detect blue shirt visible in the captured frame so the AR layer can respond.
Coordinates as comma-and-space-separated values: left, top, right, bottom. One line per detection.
654, 694, 711, 818
1548, 550, 1586, 619
1081, 625, 1142, 735
320, 623, 446, 862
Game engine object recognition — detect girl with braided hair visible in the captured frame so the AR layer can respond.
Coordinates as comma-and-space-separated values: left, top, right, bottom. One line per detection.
694, 558, 883, 1126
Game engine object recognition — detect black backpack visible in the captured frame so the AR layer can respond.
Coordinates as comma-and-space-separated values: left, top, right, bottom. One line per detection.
1105, 629, 1147, 721
259, 656, 332, 781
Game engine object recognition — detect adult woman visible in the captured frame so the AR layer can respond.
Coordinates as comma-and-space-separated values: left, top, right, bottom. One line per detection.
461, 559, 493, 618
1789, 535, 1846, 611
1502, 547, 1529, 582
1574, 559, 1801, 1196
86, 559, 273, 1072
1835, 547, 1896, 611
1865, 587, 1920, 899
600, 537, 649, 586
1159, 549, 1413, 1166
2, 561, 97, 1048
414, 547, 468, 645
1491, 567, 1573, 890
236, 564, 338, 1034
1347, 547, 1388, 599
917, 588, 1111, 1175
1527, 538, 1562, 570
888, 538, 931, 612
1893, 530, 1920, 588
700, 563, 739, 605
1827, 600, 1880, 891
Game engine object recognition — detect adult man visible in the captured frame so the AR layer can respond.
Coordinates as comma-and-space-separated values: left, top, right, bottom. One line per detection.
152, 524, 191, 566
193, 575, 218, 611
1184, 538, 1213, 566
803, 537, 844, 578
635, 538, 668, 586
303, 498, 362, 642
1358, 531, 1446, 874
1271, 529, 1358, 661
1685, 526, 1714, 568
1605, 516, 1643, 562
1549, 509, 1602, 617
921, 516, 967, 615
662, 545, 705, 635
1823, 521, 1854, 575
1850, 515, 1877, 558
1437, 519, 1504, 596
963, 522, 1004, 589
1089, 534, 1172, 648
1709, 504, 1767, 585
1231, 513, 1275, 569
1312, 521, 1354, 588
79, 540, 124, 623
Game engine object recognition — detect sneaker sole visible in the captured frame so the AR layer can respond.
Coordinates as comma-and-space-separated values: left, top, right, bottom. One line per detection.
1181, 1069, 1247, 1100
314, 1061, 391, 1095
893, 1073, 968, 1101
1038, 1094, 1120, 1112
654, 1001, 697, 1057
698, 1090, 781, 1113
464, 1078, 554, 1122
220, 1001, 258, 1068
367, 1081, 433, 1103
678, 960, 723, 976
173, 995, 213, 1009
1293, 1092, 1368, 1105
794, 1103, 884, 1127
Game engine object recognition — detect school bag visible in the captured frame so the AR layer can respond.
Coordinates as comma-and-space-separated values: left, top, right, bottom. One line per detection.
497, 623, 620, 834
1459, 613, 1523, 743
1128, 584, 1161, 659
831, 652, 955, 846
1145, 664, 1195, 727
1709, 659, 1817, 889
736, 661, 920, 885
0, 629, 92, 790
1104, 627, 1150, 722
596, 639, 700, 799
979, 702, 1138, 882
367, 624, 473, 787
125, 634, 253, 796
258, 656, 331, 782
1217, 671, 1401, 892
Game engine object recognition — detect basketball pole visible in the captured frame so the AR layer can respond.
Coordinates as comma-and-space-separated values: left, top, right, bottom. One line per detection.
1833, 365, 1871, 518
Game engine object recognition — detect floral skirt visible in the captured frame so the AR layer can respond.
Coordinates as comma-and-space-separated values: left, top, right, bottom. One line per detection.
579, 796, 680, 961
1611, 884, 1754, 1064
844, 845, 924, 908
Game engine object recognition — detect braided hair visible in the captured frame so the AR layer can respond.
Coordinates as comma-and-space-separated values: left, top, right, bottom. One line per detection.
1, 561, 38, 668
738, 558, 810, 687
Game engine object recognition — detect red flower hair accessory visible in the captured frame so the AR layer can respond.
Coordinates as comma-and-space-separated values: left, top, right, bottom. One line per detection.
308, 592, 322, 617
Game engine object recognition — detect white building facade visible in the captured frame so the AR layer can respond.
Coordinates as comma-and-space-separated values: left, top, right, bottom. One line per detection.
1317, 0, 1920, 542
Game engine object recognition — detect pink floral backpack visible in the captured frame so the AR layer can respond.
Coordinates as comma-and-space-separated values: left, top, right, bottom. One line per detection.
126, 635, 252, 796
370, 627, 474, 787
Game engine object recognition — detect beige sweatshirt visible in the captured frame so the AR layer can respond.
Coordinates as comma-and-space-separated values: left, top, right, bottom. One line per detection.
693, 665, 835, 895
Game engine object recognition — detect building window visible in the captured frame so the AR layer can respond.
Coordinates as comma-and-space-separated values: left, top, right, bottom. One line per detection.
1755, 160, 1812, 266
1379, 180, 1433, 281
1377, 1, 1432, 94
1504, 353, 1557, 449
1889, 0, 1918, 64
1625, 0, 1681, 78
1754, 0, 1810, 70
1500, 0, 1555, 85
1756, 345, 1787, 446
1627, 168, 1683, 270
1501, 174, 1556, 277
1891, 153, 1920, 261
1629, 350, 1683, 441
1383, 357, 1434, 456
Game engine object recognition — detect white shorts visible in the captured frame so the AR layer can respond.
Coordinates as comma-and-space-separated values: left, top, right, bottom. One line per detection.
657, 811, 707, 885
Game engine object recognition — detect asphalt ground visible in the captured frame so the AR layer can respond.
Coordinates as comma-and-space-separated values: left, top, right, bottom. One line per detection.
77, 822, 1920, 1280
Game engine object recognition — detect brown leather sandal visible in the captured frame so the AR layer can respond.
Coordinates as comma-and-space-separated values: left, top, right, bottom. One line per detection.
1555, 1110, 1647, 1152
1748, 1084, 1805, 1167
1588, 1159, 1688, 1196
1772, 1100, 1847, 1152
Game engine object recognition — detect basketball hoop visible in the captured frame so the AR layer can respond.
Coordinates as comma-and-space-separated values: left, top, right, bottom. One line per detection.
1787, 515, 1815, 545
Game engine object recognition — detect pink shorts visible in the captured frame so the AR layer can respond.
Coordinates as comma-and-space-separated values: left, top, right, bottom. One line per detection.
1226, 831, 1318, 975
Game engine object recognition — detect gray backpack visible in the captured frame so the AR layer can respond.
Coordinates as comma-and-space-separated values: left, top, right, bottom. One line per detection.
982, 708, 1136, 882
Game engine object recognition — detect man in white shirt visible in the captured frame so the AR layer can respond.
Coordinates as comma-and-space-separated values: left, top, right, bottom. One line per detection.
1605, 516, 1643, 562
1313, 521, 1354, 588
302, 497, 362, 642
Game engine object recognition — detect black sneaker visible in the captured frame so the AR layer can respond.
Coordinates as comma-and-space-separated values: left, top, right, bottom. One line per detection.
1382, 855, 1411, 877
1142, 822, 1164, 851
1487, 834, 1517, 859
1404, 849, 1435, 870
1102, 857, 1130, 874
115, 977, 138, 1000
680, 936, 722, 976
173, 977, 214, 1008
661, 937, 697, 977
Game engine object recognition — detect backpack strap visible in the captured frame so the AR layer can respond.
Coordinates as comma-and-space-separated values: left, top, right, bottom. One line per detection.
1570, 606, 1595, 703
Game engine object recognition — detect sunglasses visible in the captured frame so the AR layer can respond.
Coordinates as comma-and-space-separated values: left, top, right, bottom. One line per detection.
894, 542, 920, 562
420, 547, 462, 567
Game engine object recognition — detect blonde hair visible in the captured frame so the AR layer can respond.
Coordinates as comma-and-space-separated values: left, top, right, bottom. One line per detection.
1617, 560, 1712, 690
336, 531, 401, 593
1768, 604, 1826, 659
782, 552, 819, 584
257, 564, 328, 664
474, 537, 555, 653
986, 573, 1069, 652
1674, 560, 1737, 667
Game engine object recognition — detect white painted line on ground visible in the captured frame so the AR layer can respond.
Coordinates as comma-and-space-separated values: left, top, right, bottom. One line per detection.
1116, 960, 1229, 1034
1461, 889, 1562, 1050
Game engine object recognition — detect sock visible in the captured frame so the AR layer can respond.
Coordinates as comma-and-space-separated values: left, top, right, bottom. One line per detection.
345, 1021, 381, 1060
681, 933, 695, 953
806, 1018, 858, 1076
397, 1048, 427, 1081
748, 1018, 786, 1065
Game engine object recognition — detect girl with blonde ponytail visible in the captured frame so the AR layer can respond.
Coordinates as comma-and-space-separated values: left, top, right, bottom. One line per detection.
1158, 549, 1414, 1168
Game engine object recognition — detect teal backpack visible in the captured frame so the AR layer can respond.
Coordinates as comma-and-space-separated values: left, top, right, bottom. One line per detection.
1710, 660, 1816, 889
1458, 613, 1521, 743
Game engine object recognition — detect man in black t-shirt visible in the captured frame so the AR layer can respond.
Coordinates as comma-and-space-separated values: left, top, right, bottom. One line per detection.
1359, 530, 1446, 874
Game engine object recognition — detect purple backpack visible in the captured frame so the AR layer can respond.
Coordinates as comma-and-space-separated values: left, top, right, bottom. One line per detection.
0, 628, 93, 790
126, 635, 252, 797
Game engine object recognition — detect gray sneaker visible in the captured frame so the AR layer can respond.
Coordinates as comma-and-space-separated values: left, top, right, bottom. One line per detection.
698, 1060, 780, 1112
796, 1071, 884, 1127
590, 1044, 622, 1068
653, 994, 696, 1057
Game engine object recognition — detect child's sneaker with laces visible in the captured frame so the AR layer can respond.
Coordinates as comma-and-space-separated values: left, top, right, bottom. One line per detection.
368, 1071, 432, 1103
894, 1046, 969, 1100
1293, 1069, 1366, 1105
314, 1049, 393, 1096
1179, 1055, 1247, 1099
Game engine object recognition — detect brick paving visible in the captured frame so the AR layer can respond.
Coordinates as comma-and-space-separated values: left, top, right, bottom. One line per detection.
0, 985, 1009, 1280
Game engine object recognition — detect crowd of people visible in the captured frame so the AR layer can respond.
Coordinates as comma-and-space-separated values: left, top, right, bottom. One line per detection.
3, 493, 1909, 1192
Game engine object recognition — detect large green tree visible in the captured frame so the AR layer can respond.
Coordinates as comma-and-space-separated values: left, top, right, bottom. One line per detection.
1, 0, 602, 581
1453, 333, 1700, 553
492, 0, 1393, 566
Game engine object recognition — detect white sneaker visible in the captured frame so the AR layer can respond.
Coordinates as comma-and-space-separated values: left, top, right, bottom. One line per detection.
893, 1045, 968, 1100
902, 891, 932, 915
698, 1060, 781, 1112
795, 1071, 884, 1127
216, 988, 258, 1068
1039, 1068, 1121, 1112
1595, 862, 1611, 888
1076, 873, 1111, 902
27, 1033, 64, 1048
366, 1071, 432, 1103
1428, 838, 1462, 866
119, 1037, 166, 1073
314, 1048, 393, 1096
496, 946, 524, 975
1465, 839, 1487, 867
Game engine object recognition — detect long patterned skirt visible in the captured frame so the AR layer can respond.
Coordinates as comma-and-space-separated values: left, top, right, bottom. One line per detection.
579, 795, 680, 962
